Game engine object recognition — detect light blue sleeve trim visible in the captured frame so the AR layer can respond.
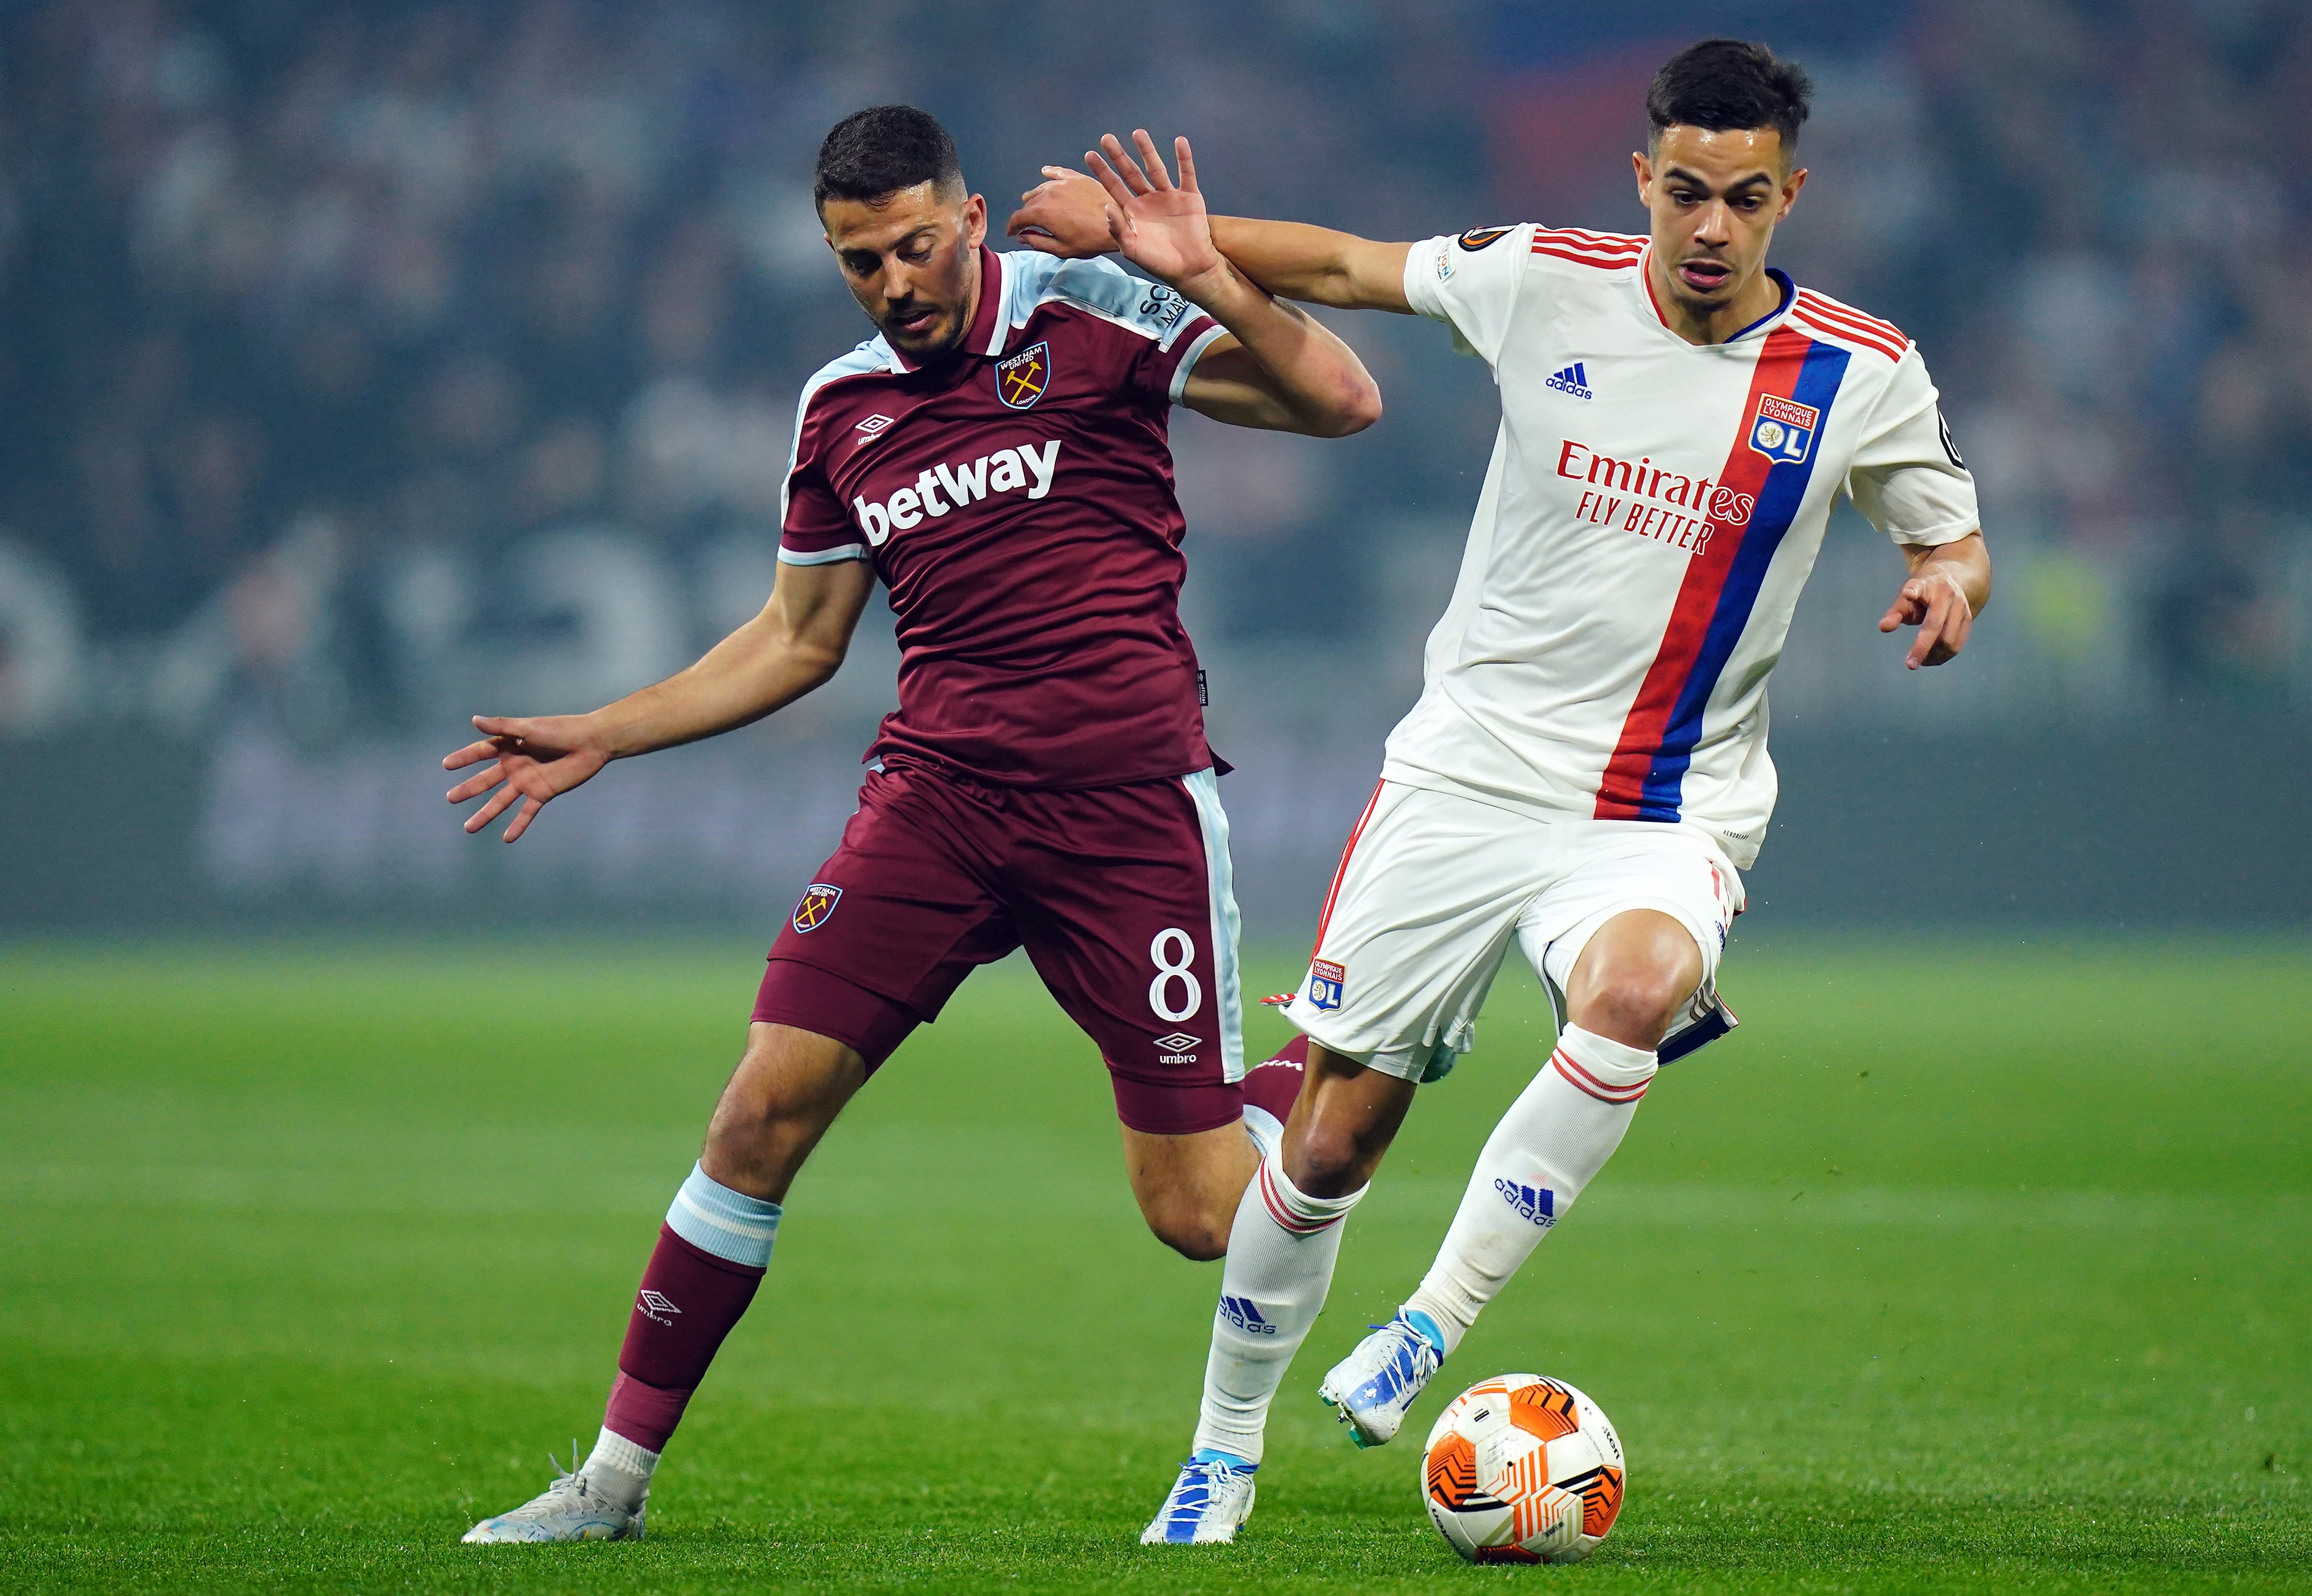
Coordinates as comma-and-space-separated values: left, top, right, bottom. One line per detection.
665, 1161, 782, 1268
778, 543, 869, 566
1182, 767, 1245, 1084
781, 340, 890, 525
1169, 323, 1230, 405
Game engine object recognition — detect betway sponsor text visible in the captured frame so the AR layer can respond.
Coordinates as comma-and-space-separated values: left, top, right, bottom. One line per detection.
851, 439, 1062, 546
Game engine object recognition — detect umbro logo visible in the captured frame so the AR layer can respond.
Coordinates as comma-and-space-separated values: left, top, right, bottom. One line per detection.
1154, 1032, 1201, 1053
1219, 1295, 1276, 1335
638, 1289, 682, 1325
856, 413, 894, 437
1546, 362, 1594, 400
1495, 1179, 1556, 1227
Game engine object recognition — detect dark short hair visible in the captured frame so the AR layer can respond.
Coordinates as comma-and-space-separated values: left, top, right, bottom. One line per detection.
814, 105, 964, 209
1645, 39, 1812, 157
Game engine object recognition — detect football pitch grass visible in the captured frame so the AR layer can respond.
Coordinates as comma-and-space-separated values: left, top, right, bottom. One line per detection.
1, 934, 2305, 1593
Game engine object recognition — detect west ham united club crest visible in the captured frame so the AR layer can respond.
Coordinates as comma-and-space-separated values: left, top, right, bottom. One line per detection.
996, 342, 1050, 409
792, 882, 842, 934
1748, 393, 1819, 465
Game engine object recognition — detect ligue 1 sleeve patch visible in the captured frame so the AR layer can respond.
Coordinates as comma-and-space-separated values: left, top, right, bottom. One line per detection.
792, 882, 843, 933
1308, 958, 1347, 1011
996, 342, 1050, 409
1456, 226, 1515, 251
1749, 393, 1820, 465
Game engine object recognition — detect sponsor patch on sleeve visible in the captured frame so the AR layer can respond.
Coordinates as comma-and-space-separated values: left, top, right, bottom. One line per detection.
1456, 226, 1515, 251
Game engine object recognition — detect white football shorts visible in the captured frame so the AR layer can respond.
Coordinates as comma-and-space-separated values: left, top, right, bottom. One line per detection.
1285, 782, 1744, 1081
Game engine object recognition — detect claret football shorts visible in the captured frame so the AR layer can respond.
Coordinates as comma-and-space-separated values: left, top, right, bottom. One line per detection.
752, 761, 1245, 1136
1284, 782, 1744, 1081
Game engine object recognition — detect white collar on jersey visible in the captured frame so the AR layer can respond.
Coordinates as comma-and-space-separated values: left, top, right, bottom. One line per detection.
879, 248, 1013, 374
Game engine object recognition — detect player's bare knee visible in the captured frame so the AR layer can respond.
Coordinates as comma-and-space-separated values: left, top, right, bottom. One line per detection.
1285, 1120, 1368, 1199
1574, 969, 1690, 1050
700, 1025, 862, 1195
1151, 1209, 1230, 1262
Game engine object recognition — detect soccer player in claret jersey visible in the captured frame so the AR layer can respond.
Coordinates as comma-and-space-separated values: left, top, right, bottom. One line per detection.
1012, 39, 1992, 1542
448, 106, 1379, 1543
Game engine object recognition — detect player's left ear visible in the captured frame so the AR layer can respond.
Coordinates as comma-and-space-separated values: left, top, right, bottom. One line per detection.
959, 191, 989, 248
1777, 166, 1808, 219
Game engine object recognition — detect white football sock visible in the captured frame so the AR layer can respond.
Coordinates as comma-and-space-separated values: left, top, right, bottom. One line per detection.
1403, 1024, 1656, 1356
1191, 1149, 1366, 1465
581, 1425, 658, 1509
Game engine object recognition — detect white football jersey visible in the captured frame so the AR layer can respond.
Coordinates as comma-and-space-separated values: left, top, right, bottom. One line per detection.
1387, 225, 1978, 867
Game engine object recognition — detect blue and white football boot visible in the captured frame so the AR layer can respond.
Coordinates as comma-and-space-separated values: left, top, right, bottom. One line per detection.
461, 1449, 647, 1543
1140, 1450, 1258, 1544
1316, 1310, 1446, 1448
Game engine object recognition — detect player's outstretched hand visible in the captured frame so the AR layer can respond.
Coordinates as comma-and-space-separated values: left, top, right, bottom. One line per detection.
1878, 569, 1974, 669
1007, 168, 1115, 259
1082, 130, 1224, 294
442, 714, 612, 842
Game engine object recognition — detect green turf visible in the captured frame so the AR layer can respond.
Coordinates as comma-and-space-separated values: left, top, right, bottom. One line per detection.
0, 933, 2306, 1593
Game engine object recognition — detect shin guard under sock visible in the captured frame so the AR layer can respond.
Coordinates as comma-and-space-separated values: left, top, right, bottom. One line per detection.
1192, 1148, 1364, 1464
1404, 1024, 1656, 1355
599, 1163, 780, 1466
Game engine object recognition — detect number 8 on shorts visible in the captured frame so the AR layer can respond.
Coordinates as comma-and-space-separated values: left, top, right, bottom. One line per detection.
1149, 928, 1202, 1023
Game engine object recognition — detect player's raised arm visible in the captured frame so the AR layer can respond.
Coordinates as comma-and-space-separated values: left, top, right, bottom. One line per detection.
442, 557, 874, 842
1010, 164, 1413, 313
1070, 131, 1381, 436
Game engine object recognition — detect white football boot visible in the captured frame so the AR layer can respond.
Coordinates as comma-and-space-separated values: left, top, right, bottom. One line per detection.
1140, 1452, 1257, 1544
462, 1450, 648, 1543
1317, 1311, 1444, 1448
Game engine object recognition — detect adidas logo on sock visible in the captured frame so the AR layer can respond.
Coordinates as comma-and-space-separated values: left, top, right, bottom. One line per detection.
1219, 1295, 1277, 1335
1545, 361, 1594, 400
1495, 1179, 1556, 1227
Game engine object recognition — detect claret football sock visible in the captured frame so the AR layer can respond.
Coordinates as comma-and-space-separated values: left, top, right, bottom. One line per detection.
1239, 1036, 1311, 1159
1404, 1024, 1656, 1355
599, 1163, 781, 1467
1192, 1146, 1365, 1465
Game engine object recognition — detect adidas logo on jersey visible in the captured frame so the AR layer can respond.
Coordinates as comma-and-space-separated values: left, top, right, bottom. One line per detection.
1495, 1179, 1556, 1227
1546, 362, 1594, 400
850, 439, 1062, 546
1219, 1295, 1277, 1335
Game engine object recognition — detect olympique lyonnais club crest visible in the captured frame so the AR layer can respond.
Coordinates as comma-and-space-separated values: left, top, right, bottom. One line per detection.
1749, 392, 1820, 466
1308, 958, 1347, 1011
792, 882, 842, 934
996, 342, 1050, 410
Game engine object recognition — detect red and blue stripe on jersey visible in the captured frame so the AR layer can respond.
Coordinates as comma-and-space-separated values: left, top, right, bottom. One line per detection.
1594, 325, 1853, 823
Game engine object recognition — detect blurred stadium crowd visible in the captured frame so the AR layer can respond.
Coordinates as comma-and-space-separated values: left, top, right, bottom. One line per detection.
0, 0, 2305, 755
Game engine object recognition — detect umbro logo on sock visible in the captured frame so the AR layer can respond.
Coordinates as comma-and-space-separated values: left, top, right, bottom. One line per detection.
1546, 362, 1594, 400
638, 1289, 682, 1325
1219, 1295, 1277, 1335
1495, 1179, 1556, 1227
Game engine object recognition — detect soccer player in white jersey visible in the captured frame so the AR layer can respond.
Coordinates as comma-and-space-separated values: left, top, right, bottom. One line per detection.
1011, 38, 1991, 1542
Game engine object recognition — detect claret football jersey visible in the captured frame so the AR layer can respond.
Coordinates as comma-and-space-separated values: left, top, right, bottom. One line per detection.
1390, 225, 1980, 867
780, 245, 1227, 788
